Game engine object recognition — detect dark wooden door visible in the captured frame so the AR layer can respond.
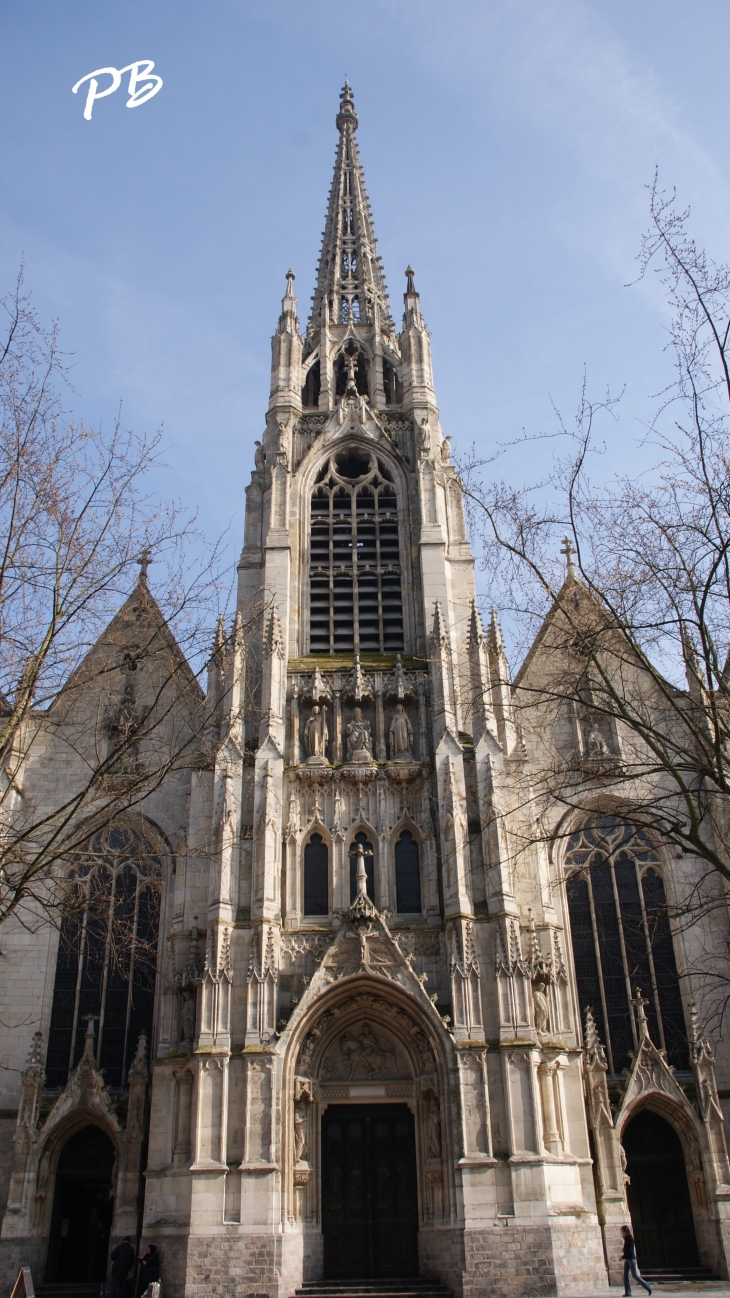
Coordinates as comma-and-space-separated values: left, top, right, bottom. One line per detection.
322, 1104, 419, 1278
623, 1110, 699, 1269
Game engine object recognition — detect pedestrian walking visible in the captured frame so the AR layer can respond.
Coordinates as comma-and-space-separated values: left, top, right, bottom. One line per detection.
621, 1225, 652, 1296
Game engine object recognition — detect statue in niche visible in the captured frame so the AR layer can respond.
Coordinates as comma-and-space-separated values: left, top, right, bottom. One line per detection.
293, 1100, 308, 1162
180, 991, 196, 1047
417, 418, 431, 458
389, 704, 413, 759
533, 982, 550, 1035
440, 436, 452, 465
254, 440, 266, 471
427, 1098, 442, 1159
304, 705, 328, 761
586, 725, 608, 758
346, 707, 372, 762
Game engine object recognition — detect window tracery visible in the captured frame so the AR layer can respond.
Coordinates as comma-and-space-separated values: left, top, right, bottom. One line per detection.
565, 818, 687, 1073
46, 822, 163, 1089
309, 449, 404, 655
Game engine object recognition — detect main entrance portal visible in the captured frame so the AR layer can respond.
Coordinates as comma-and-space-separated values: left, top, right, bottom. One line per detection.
623, 1110, 699, 1269
321, 1104, 419, 1278
46, 1126, 115, 1283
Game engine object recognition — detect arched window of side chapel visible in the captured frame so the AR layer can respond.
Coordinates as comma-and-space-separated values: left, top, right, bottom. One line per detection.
565, 817, 687, 1074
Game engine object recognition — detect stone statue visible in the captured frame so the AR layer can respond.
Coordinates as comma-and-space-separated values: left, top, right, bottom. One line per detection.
389, 704, 413, 758
254, 440, 265, 471
417, 417, 431, 457
586, 726, 608, 758
181, 991, 196, 1045
293, 1100, 307, 1162
533, 982, 550, 1035
441, 436, 452, 465
427, 1098, 442, 1159
304, 705, 328, 761
346, 707, 372, 762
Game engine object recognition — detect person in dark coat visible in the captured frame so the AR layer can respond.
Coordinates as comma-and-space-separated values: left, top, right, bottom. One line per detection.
621, 1224, 652, 1296
136, 1244, 161, 1298
109, 1237, 135, 1298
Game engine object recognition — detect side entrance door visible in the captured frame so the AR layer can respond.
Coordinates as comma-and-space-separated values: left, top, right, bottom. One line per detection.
321, 1104, 419, 1278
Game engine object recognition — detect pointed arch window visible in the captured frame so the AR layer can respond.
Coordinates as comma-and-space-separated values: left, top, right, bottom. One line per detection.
395, 830, 421, 914
309, 448, 404, 654
304, 833, 329, 916
45, 823, 163, 1090
349, 832, 375, 903
565, 818, 688, 1074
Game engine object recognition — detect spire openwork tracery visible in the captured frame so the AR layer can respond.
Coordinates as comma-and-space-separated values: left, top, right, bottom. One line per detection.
309, 82, 393, 333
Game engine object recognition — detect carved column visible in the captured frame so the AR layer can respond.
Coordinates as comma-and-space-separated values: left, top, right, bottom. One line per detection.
375, 681, 386, 761
333, 689, 343, 763
538, 1059, 562, 1154
289, 682, 300, 765
172, 1065, 194, 1167
417, 676, 429, 761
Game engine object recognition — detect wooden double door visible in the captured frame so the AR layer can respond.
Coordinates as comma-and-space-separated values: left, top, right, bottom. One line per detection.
321, 1104, 419, 1278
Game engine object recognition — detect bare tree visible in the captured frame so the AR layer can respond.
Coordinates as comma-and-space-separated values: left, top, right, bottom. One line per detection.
0, 270, 261, 942
458, 179, 730, 1000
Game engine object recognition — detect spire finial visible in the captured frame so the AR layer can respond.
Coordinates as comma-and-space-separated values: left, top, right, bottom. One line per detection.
336, 81, 358, 132
405, 265, 418, 296
560, 535, 576, 576
137, 548, 152, 587
285, 269, 295, 297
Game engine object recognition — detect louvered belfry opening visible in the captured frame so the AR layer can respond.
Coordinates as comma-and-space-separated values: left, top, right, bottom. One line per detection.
309, 448, 404, 654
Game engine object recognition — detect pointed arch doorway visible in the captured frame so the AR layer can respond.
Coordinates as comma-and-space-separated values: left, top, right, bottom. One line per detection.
622, 1110, 699, 1269
321, 1103, 419, 1278
46, 1125, 116, 1283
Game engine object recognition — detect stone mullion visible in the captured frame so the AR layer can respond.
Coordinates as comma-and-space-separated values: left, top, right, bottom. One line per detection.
350, 488, 360, 652
374, 490, 384, 652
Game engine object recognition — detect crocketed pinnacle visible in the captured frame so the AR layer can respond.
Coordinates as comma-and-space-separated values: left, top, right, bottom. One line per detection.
309, 83, 393, 332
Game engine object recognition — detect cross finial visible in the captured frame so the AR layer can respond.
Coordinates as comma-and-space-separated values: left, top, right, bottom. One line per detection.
560, 535, 576, 576
137, 548, 153, 587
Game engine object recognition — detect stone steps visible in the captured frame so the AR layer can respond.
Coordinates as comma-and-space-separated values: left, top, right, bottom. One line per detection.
638, 1267, 717, 1285
295, 1282, 453, 1298
36, 1285, 103, 1298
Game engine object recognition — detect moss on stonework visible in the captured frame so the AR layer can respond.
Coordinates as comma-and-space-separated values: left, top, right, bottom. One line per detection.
287, 653, 428, 673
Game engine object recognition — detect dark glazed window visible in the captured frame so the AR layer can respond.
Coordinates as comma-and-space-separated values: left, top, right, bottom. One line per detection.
304, 833, 329, 916
565, 818, 687, 1074
45, 823, 162, 1089
309, 448, 404, 655
395, 831, 422, 914
349, 832, 375, 903
301, 359, 321, 408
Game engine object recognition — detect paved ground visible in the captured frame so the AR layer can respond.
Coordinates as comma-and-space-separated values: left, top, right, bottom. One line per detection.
571, 1287, 730, 1298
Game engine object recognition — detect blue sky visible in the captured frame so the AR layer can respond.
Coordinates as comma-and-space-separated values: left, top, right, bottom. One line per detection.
1, 1, 729, 612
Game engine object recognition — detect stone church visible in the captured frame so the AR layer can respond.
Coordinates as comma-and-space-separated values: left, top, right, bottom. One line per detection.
3, 82, 730, 1298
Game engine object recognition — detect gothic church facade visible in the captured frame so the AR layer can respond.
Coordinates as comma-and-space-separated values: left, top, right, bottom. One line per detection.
2, 84, 730, 1298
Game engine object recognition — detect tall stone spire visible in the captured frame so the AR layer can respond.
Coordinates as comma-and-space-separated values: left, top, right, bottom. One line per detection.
309, 82, 393, 333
